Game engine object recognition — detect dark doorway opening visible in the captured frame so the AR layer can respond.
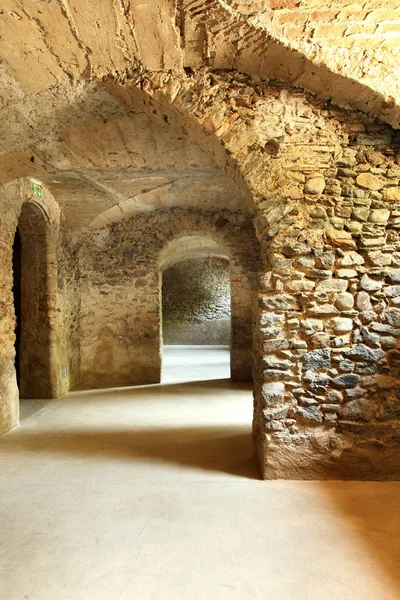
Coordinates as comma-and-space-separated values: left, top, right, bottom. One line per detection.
12, 202, 55, 402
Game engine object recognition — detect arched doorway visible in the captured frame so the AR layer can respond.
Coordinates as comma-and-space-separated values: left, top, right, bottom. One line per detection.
12, 202, 56, 400
159, 235, 254, 383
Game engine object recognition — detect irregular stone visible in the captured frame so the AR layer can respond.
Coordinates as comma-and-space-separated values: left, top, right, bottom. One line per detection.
327, 389, 343, 403
304, 369, 315, 383
326, 317, 353, 335
356, 291, 373, 312
332, 334, 351, 347
356, 173, 384, 191
296, 256, 315, 269
321, 404, 340, 413
318, 252, 335, 268
281, 243, 312, 257
336, 269, 358, 278
261, 382, 285, 406
297, 406, 323, 423
301, 319, 323, 333
352, 207, 369, 222
308, 269, 332, 280
338, 149, 357, 167
360, 331, 380, 348
387, 269, 400, 284
263, 356, 293, 370
337, 167, 357, 177
309, 333, 331, 348
327, 229, 356, 250
338, 360, 354, 372
369, 209, 390, 224
354, 363, 377, 375
309, 206, 327, 219
260, 313, 285, 326
366, 251, 391, 267
307, 304, 339, 317
260, 295, 299, 310
384, 308, 400, 328
360, 274, 383, 292
299, 396, 319, 407
264, 420, 285, 431
360, 236, 386, 248
287, 279, 315, 292
270, 254, 292, 269
332, 374, 360, 388
340, 398, 375, 421
384, 285, 400, 297
344, 388, 367, 398
316, 278, 348, 293
263, 339, 290, 353
263, 369, 293, 381
358, 310, 376, 324
380, 336, 396, 349
305, 177, 325, 195
339, 251, 364, 266
261, 327, 284, 339
335, 292, 354, 311
382, 187, 400, 201
370, 322, 395, 335
263, 406, 290, 420
302, 348, 331, 371
344, 344, 384, 362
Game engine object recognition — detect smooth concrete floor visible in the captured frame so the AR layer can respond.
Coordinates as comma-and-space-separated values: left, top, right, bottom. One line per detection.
0, 346, 400, 599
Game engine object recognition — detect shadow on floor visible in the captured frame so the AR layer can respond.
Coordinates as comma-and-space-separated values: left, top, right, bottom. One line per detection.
1, 424, 260, 480
71, 378, 253, 397
321, 481, 400, 597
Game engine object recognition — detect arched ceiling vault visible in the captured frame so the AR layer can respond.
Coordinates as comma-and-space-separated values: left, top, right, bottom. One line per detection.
1, 0, 399, 120
1, 0, 400, 239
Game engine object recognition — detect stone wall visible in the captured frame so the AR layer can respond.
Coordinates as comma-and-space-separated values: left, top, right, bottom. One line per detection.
0, 179, 80, 434
78, 208, 259, 386
251, 98, 400, 479
1, 64, 400, 479
162, 256, 231, 345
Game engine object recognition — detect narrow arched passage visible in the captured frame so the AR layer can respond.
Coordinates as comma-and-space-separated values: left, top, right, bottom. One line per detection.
159, 234, 255, 383
13, 202, 56, 400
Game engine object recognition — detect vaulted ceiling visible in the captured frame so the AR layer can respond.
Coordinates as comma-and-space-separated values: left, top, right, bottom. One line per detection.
1, 1, 399, 234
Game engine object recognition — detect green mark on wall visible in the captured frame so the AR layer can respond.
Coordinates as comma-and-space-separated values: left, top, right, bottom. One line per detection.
32, 183, 42, 199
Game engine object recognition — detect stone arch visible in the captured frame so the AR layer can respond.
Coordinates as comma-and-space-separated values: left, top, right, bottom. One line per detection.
158, 232, 257, 381
0, 178, 68, 435
78, 207, 260, 387
14, 200, 58, 398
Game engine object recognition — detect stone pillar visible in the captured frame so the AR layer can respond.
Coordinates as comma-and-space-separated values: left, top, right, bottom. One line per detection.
253, 219, 400, 479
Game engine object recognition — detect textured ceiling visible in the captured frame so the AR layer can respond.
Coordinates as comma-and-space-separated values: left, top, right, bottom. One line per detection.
1, 0, 400, 234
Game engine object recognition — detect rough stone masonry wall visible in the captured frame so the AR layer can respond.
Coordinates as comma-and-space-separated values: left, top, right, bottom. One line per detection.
78, 208, 259, 386
250, 93, 400, 479
137, 66, 400, 479
0, 179, 80, 434
162, 257, 231, 345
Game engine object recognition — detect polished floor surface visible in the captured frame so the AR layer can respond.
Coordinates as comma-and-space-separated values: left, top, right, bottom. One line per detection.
0, 346, 399, 599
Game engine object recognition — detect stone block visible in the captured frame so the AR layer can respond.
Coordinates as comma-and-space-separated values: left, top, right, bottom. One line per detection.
316, 279, 348, 293
356, 173, 384, 191
302, 348, 331, 371
297, 406, 323, 423
340, 398, 375, 421
335, 292, 354, 311
332, 374, 360, 388
261, 382, 285, 406
305, 177, 326, 195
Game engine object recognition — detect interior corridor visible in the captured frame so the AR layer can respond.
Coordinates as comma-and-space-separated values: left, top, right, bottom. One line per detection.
0, 347, 399, 599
